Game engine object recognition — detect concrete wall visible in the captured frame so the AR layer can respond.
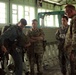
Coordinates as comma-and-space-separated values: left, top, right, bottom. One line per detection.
23, 27, 58, 42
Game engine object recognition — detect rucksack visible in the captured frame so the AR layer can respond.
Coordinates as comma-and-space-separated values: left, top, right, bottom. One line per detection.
1, 25, 11, 34
0, 25, 11, 59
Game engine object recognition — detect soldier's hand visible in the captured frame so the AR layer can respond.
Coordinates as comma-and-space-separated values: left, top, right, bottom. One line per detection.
1, 45, 8, 53
70, 54, 74, 61
70, 50, 75, 61
31, 36, 43, 41
24, 42, 31, 47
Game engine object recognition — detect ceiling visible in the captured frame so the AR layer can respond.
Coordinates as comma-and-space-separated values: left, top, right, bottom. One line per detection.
43, 0, 76, 5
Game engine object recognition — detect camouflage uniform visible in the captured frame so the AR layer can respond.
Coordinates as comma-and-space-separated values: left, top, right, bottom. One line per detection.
64, 27, 72, 59
65, 15, 76, 75
27, 28, 44, 75
55, 25, 69, 75
0, 25, 29, 75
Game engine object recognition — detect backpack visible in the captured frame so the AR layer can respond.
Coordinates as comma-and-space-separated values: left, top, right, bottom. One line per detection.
0, 25, 15, 58
1, 25, 11, 34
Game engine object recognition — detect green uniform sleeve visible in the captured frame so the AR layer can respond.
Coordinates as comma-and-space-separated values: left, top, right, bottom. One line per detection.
71, 16, 76, 50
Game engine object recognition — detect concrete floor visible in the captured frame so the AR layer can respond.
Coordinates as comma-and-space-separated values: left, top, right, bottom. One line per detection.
2, 44, 70, 75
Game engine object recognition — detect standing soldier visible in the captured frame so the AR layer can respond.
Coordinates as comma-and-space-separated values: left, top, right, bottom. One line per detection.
27, 19, 45, 75
0, 18, 30, 75
55, 16, 69, 75
65, 4, 76, 75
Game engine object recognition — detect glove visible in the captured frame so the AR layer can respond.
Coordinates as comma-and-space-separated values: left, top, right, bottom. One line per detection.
1, 45, 8, 53
70, 50, 76, 61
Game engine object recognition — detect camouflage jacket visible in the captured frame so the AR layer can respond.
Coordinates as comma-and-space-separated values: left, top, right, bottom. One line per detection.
64, 15, 76, 57
55, 25, 69, 45
70, 15, 76, 50
27, 28, 44, 53
0, 25, 29, 49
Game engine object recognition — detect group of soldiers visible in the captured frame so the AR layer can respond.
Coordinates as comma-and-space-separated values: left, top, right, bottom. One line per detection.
0, 4, 76, 75
0, 19, 45, 75
55, 4, 76, 75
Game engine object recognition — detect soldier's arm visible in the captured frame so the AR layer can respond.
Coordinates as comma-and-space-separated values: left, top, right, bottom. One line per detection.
1, 45, 7, 53
31, 29, 44, 41
71, 18, 76, 50
0, 26, 16, 53
0, 26, 16, 45
31, 36, 43, 41
24, 42, 31, 47
55, 29, 60, 40
27, 30, 37, 42
29, 38, 37, 42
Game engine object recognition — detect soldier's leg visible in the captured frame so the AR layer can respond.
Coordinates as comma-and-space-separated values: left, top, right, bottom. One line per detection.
70, 50, 76, 75
10, 49, 23, 75
36, 53, 43, 75
27, 52, 35, 75
58, 49, 67, 75
61, 54, 67, 75
29, 56, 34, 75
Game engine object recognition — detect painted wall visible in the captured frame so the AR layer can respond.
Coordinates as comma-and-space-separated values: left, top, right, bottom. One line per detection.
23, 27, 58, 42
0, 0, 61, 42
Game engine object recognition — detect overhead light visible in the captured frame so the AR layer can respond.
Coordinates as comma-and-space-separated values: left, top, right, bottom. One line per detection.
44, 0, 61, 5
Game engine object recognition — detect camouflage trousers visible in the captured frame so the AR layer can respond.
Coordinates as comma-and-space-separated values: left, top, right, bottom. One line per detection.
58, 49, 67, 75
27, 52, 44, 75
69, 50, 76, 75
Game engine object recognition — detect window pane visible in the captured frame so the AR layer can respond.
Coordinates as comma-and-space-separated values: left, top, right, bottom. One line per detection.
0, 3, 5, 8
0, 9, 5, 14
12, 4, 17, 9
25, 11, 29, 15
0, 2, 6, 24
12, 4, 24, 24
12, 10, 17, 14
0, 13, 5, 18
25, 6, 29, 11
24, 6, 35, 26
44, 15, 54, 27
18, 5, 23, 20
12, 4, 18, 24
30, 7, 35, 25
44, 15, 48, 26
55, 15, 59, 27
46, 10, 52, 12
40, 18, 44, 26
38, 9, 41, 13
42, 9, 45, 12
12, 14, 17, 24
25, 16, 29, 25
0, 18, 5, 23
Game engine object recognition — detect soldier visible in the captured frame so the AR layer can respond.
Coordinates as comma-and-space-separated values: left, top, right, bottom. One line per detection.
27, 19, 45, 75
65, 4, 76, 75
55, 16, 69, 75
0, 18, 30, 75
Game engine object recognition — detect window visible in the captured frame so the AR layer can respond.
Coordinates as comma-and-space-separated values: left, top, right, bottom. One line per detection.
18, 5, 23, 21
12, 4, 35, 26
38, 8, 52, 13
39, 15, 59, 27
0, 2, 7, 24
38, 8, 59, 27
44, 15, 54, 27
12, 4, 24, 24
55, 15, 59, 27
12, 4, 17, 24
25, 6, 35, 26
